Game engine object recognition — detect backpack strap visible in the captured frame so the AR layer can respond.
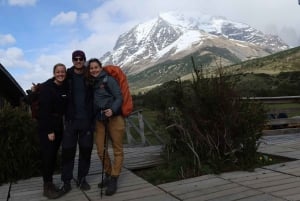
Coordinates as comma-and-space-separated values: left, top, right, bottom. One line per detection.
102, 75, 112, 95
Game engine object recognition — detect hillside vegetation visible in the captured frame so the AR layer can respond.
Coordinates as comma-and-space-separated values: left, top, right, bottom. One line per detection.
224, 46, 300, 96
130, 46, 300, 95
228, 46, 300, 75
128, 46, 242, 93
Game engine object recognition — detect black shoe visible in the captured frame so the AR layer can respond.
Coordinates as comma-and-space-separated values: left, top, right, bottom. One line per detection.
43, 182, 62, 199
98, 173, 111, 188
77, 177, 91, 191
59, 182, 71, 195
105, 176, 118, 196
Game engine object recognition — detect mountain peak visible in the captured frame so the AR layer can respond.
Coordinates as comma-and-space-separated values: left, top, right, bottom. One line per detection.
101, 11, 289, 75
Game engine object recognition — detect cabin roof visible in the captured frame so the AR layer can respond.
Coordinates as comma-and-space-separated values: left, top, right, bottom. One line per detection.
0, 63, 26, 106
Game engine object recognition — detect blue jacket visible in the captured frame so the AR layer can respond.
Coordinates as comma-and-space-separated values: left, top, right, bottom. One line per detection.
93, 70, 122, 120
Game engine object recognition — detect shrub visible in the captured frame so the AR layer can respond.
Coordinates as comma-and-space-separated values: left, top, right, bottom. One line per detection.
162, 59, 267, 177
0, 102, 41, 184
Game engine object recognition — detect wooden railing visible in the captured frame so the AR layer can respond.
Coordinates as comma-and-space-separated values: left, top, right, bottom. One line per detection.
248, 96, 300, 135
125, 109, 164, 146
126, 97, 300, 139
247, 96, 300, 104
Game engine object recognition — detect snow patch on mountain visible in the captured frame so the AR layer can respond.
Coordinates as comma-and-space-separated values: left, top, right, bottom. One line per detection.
100, 11, 289, 75
156, 30, 213, 58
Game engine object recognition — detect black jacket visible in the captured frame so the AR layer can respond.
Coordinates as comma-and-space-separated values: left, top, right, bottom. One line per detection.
65, 67, 94, 127
38, 78, 68, 134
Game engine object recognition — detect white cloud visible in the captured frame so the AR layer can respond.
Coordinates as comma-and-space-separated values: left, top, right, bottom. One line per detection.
0, 47, 32, 71
0, 34, 16, 46
0, 47, 60, 90
8, 0, 37, 6
50, 11, 77, 26
79, 13, 89, 21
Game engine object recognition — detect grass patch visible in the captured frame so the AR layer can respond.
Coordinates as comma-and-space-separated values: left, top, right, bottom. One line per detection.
133, 152, 295, 186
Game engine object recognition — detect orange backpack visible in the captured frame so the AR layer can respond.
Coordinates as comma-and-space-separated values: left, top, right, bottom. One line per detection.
103, 65, 133, 117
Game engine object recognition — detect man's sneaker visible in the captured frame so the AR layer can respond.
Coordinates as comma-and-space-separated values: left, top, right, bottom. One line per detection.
98, 173, 111, 188
59, 182, 71, 195
77, 177, 91, 191
105, 176, 118, 196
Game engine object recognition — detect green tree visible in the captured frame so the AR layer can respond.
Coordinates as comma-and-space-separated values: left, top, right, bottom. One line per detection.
0, 102, 41, 184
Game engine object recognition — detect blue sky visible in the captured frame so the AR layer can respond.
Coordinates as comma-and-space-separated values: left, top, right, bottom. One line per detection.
0, 0, 300, 91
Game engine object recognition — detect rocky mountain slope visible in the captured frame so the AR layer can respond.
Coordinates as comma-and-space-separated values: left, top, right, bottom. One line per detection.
100, 11, 289, 92
101, 12, 288, 72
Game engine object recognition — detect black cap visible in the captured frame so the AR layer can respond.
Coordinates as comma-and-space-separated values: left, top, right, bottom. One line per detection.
72, 50, 86, 61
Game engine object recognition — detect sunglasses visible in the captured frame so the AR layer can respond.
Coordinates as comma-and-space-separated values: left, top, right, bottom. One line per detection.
73, 57, 84, 61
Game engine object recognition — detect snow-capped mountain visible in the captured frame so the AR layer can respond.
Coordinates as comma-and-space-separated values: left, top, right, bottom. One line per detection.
100, 11, 289, 75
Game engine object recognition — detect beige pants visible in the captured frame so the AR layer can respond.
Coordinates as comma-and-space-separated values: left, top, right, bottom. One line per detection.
95, 115, 125, 176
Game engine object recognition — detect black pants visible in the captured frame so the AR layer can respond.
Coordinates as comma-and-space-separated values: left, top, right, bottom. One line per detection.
61, 119, 93, 183
39, 123, 63, 183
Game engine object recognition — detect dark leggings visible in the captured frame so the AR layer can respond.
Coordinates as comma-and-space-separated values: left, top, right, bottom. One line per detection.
39, 130, 62, 183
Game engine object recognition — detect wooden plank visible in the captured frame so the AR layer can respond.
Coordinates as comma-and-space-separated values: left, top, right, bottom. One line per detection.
222, 171, 282, 183
186, 186, 254, 201
263, 128, 300, 135
0, 183, 10, 201
88, 144, 164, 171
268, 108, 300, 114
266, 117, 300, 126
286, 193, 300, 201
158, 175, 263, 201
84, 169, 178, 201
206, 189, 264, 201
260, 180, 300, 194
235, 194, 285, 201
246, 96, 300, 104
236, 176, 298, 189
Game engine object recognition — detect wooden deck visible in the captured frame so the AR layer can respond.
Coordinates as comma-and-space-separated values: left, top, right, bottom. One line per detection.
3, 134, 300, 200
1, 145, 171, 201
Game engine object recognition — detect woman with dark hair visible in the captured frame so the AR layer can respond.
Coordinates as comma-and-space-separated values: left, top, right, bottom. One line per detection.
86, 58, 125, 196
36, 63, 68, 199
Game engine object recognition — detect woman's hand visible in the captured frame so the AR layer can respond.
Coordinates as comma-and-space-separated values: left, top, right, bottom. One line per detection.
48, 133, 55, 141
104, 108, 113, 117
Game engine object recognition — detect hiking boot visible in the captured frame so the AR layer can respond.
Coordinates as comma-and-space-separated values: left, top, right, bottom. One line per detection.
77, 177, 91, 191
43, 182, 62, 199
105, 176, 118, 196
98, 173, 111, 188
59, 182, 71, 196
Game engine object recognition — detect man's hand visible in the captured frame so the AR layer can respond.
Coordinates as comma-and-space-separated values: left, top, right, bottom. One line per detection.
31, 83, 37, 92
